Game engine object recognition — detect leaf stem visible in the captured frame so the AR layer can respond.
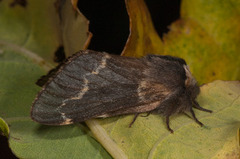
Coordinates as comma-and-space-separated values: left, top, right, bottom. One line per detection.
0, 40, 53, 71
85, 119, 128, 159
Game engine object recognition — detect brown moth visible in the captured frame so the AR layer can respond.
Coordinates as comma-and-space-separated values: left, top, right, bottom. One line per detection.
31, 50, 212, 133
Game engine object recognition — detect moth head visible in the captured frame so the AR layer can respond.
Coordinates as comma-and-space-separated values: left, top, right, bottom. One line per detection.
183, 65, 200, 100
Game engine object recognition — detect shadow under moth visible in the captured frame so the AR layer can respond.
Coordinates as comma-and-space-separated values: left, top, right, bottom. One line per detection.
31, 50, 212, 133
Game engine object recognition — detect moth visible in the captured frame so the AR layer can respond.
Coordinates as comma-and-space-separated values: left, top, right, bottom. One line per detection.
31, 50, 212, 133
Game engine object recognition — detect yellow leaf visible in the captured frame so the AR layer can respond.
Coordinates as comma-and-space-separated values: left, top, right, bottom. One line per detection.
122, 0, 240, 83
122, 0, 163, 57
163, 19, 237, 83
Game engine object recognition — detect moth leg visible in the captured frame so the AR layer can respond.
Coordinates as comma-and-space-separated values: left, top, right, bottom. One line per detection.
141, 111, 151, 117
190, 108, 203, 127
129, 113, 139, 128
193, 100, 212, 113
156, 88, 184, 133
183, 112, 192, 119
166, 115, 174, 133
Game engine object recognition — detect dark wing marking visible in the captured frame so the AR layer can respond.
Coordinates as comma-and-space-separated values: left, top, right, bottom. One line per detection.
99, 55, 188, 117
31, 50, 186, 125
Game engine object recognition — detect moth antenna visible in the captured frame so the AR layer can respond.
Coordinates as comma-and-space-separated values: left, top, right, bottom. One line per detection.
166, 116, 174, 133
193, 101, 212, 113
140, 111, 151, 117
190, 108, 203, 127
129, 113, 140, 128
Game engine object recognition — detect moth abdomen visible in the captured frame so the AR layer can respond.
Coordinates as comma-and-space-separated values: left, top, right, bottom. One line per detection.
31, 50, 212, 133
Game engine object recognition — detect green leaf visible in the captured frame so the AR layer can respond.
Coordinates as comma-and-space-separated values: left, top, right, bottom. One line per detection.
9, 121, 111, 159
59, 0, 92, 57
0, 49, 111, 159
98, 81, 240, 158
0, 1, 110, 158
0, 0, 91, 65
0, 117, 9, 137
